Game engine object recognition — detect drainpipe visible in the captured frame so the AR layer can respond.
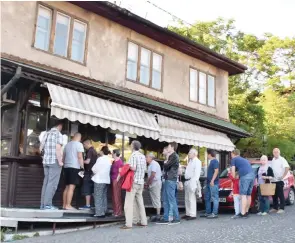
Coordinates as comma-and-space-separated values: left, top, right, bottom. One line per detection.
1, 66, 22, 96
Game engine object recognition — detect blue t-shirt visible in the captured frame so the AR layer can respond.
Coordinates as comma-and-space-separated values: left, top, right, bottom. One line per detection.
207, 159, 219, 185
230, 156, 252, 177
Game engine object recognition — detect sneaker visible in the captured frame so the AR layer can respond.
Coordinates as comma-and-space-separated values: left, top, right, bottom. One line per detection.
168, 220, 180, 225
277, 209, 285, 214
240, 213, 248, 219
79, 205, 91, 210
231, 214, 241, 219
44, 205, 59, 210
156, 219, 169, 225
269, 209, 278, 213
206, 213, 218, 219
181, 215, 189, 219
257, 212, 262, 216
261, 212, 268, 216
200, 213, 210, 218
150, 215, 161, 222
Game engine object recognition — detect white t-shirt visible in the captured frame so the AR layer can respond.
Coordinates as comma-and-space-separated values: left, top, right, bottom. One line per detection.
92, 155, 111, 184
271, 156, 289, 182
148, 160, 162, 185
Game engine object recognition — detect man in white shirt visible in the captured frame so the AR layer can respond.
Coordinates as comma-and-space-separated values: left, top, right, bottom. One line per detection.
270, 148, 290, 214
146, 153, 162, 221
182, 148, 202, 220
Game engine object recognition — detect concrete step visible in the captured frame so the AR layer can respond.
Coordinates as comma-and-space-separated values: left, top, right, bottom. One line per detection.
1, 208, 63, 218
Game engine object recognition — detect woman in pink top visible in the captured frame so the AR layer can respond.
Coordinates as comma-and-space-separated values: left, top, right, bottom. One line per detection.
111, 149, 124, 217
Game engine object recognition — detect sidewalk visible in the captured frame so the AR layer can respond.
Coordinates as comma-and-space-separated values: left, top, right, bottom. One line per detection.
18, 207, 295, 243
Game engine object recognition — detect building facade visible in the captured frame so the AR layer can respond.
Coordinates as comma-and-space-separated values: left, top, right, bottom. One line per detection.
1, 1, 249, 208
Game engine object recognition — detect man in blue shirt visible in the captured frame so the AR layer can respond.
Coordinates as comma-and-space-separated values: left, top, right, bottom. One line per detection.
202, 149, 219, 219
231, 149, 254, 218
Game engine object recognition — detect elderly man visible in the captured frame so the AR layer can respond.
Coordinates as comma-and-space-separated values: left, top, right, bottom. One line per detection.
182, 148, 202, 220
146, 153, 162, 222
270, 148, 290, 214
120, 140, 147, 230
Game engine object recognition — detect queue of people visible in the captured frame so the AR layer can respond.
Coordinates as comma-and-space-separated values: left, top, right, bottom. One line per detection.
39, 121, 291, 228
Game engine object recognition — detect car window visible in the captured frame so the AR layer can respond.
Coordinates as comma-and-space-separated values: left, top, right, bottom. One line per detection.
219, 168, 229, 178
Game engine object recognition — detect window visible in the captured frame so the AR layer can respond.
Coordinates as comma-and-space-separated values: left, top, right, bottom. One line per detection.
208, 75, 215, 107
34, 4, 87, 63
126, 41, 163, 90
71, 20, 87, 63
189, 68, 216, 107
199, 72, 207, 105
34, 6, 52, 51
127, 42, 138, 81
189, 68, 198, 102
152, 53, 162, 90
140, 48, 151, 85
54, 13, 70, 57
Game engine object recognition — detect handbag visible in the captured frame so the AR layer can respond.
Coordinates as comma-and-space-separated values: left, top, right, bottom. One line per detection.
260, 182, 276, 196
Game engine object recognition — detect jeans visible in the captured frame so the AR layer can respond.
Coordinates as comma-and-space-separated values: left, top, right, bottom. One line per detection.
163, 180, 179, 221
205, 184, 219, 215
258, 186, 270, 213
162, 181, 178, 217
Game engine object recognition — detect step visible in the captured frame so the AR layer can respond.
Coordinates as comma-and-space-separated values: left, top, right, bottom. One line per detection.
1, 208, 63, 218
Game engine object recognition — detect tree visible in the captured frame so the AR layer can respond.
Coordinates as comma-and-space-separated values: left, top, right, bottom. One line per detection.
169, 19, 295, 160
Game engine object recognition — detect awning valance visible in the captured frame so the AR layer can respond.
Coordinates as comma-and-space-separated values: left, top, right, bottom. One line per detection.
47, 83, 160, 139
157, 115, 235, 151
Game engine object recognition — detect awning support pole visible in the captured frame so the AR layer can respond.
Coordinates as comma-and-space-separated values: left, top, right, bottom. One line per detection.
1, 66, 22, 97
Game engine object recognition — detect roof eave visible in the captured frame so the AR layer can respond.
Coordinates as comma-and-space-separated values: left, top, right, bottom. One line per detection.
70, 1, 247, 76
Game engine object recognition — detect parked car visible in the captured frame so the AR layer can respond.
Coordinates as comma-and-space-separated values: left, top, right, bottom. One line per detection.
218, 162, 295, 212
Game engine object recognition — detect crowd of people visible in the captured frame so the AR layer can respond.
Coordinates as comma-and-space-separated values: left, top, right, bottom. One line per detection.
39, 120, 291, 230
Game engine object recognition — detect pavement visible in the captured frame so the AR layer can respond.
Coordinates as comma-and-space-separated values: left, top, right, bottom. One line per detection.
18, 206, 295, 243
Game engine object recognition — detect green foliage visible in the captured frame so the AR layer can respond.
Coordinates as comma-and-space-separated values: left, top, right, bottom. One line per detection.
12, 234, 29, 241
169, 19, 295, 160
33, 232, 40, 237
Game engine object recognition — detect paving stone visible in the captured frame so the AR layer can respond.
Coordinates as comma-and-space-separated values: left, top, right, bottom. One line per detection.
19, 206, 295, 243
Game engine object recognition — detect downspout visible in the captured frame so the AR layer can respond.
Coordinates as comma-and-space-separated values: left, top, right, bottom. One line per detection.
1, 66, 22, 97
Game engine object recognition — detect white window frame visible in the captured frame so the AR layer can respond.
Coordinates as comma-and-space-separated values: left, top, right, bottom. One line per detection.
54, 12, 71, 57
126, 41, 163, 91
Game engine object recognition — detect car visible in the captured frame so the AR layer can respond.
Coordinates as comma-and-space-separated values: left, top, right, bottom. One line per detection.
218, 162, 295, 212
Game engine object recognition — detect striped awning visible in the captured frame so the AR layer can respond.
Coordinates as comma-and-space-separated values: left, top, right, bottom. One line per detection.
47, 83, 160, 139
157, 115, 235, 151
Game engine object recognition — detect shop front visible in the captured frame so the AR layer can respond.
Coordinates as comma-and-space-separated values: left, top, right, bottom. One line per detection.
1, 58, 247, 208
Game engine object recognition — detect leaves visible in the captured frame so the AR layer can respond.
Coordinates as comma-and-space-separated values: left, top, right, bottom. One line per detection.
169, 19, 295, 161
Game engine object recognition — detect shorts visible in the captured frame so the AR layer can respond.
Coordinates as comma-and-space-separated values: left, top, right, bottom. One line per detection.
240, 173, 255, 195
82, 172, 94, 196
64, 168, 80, 186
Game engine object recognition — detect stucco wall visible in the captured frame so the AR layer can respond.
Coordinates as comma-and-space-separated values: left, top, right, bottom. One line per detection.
1, 1, 229, 120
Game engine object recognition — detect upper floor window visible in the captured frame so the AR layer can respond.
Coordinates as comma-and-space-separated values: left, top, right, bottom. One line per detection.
189, 68, 216, 107
34, 4, 87, 64
126, 41, 163, 90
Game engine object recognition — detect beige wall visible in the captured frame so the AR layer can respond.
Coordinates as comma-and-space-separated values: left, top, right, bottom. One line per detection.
1, 1, 229, 120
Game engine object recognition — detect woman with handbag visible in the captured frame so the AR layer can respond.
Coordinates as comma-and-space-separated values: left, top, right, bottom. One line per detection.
257, 155, 274, 216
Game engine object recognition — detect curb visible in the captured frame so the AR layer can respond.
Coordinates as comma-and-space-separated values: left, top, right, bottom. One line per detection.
3, 221, 122, 242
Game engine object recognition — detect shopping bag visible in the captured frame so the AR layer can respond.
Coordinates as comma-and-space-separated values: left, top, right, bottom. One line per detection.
260, 183, 276, 196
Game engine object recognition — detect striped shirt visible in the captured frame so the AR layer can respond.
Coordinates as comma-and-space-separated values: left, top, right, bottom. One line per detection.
128, 151, 146, 185
41, 128, 63, 165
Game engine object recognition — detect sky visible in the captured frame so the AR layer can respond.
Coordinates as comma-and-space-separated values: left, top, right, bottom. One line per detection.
115, 0, 295, 38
